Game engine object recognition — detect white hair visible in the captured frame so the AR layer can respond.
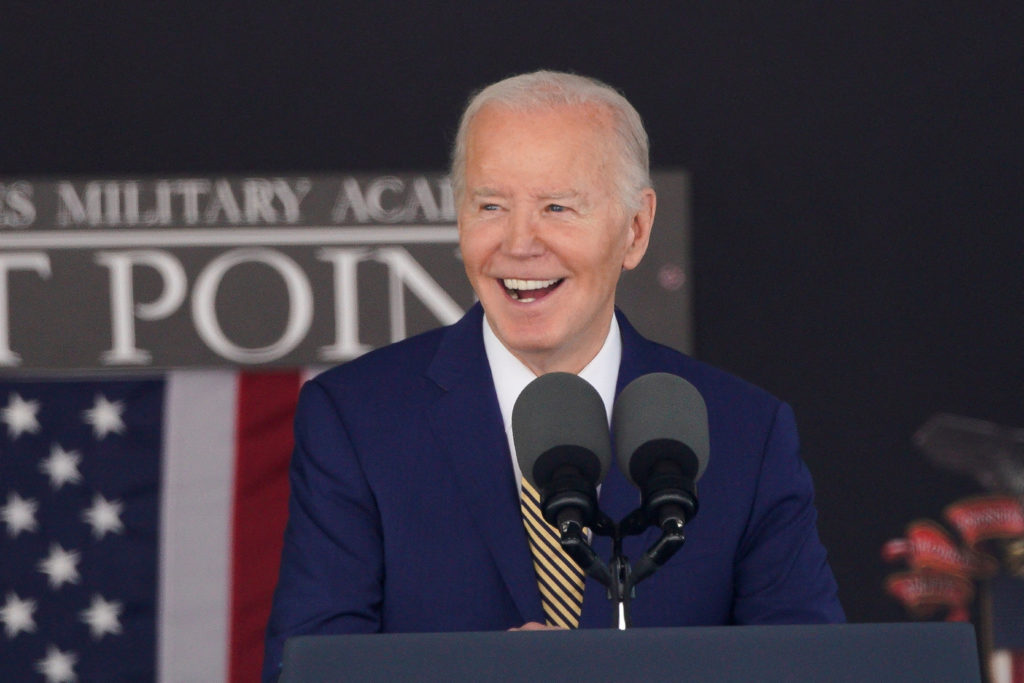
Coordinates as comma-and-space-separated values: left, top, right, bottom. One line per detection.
450, 70, 651, 212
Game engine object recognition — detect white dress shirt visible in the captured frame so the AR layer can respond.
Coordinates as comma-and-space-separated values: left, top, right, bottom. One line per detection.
482, 313, 621, 489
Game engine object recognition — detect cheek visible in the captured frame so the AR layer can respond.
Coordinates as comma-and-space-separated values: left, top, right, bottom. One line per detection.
458, 232, 491, 275
589, 234, 631, 271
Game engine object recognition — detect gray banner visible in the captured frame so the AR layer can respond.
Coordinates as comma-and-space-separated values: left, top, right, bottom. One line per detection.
0, 172, 691, 371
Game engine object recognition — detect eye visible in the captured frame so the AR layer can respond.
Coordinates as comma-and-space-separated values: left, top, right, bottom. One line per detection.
481, 203, 500, 211
546, 204, 567, 213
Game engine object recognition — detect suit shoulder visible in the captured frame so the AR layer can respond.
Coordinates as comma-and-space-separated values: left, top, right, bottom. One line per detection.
634, 337, 785, 418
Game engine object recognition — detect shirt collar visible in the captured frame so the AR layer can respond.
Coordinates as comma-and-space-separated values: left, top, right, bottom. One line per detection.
483, 313, 622, 486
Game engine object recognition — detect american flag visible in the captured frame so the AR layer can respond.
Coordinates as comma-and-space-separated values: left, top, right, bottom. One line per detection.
0, 371, 302, 682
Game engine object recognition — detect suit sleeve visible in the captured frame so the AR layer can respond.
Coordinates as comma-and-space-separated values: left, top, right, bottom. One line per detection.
731, 402, 845, 624
262, 379, 384, 681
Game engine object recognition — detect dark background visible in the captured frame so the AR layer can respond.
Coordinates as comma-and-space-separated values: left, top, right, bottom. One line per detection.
4, 3, 1022, 623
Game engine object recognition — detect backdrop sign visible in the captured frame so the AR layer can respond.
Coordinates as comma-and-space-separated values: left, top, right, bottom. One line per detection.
0, 172, 691, 371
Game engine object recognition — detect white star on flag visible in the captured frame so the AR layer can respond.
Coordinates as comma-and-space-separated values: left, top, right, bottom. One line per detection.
35, 644, 77, 683
80, 594, 123, 640
39, 444, 82, 490
0, 372, 311, 679
37, 543, 81, 590
1, 491, 38, 537
82, 394, 126, 439
0, 591, 37, 639
82, 493, 125, 539
1, 392, 41, 439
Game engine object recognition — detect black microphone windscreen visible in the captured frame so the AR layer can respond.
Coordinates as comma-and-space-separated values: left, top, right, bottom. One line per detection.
613, 373, 710, 487
512, 372, 612, 489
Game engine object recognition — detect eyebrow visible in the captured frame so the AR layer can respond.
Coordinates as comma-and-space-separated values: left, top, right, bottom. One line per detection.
469, 187, 582, 198
536, 190, 581, 201
467, 187, 587, 205
469, 187, 505, 198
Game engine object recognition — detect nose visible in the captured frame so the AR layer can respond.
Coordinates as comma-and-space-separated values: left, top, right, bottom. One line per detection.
503, 208, 545, 257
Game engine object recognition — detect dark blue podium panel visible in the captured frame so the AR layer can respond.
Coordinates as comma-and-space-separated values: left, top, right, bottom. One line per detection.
280, 623, 980, 683
992, 575, 1024, 649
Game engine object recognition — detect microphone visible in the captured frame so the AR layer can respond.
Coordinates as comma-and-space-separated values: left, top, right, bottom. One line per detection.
613, 372, 710, 531
512, 372, 612, 531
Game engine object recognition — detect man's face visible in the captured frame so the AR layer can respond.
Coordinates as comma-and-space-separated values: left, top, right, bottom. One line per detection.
458, 103, 655, 375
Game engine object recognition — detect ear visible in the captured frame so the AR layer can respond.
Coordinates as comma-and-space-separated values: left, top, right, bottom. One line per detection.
622, 188, 656, 271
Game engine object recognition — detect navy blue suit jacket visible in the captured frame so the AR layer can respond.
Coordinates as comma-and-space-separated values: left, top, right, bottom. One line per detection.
263, 304, 843, 680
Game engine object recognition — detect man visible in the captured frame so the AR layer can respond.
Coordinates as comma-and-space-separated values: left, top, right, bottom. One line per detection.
263, 70, 843, 680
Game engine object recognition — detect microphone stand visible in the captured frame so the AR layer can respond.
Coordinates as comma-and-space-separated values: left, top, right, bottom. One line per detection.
541, 465, 695, 628
609, 529, 632, 629
556, 511, 627, 628
557, 508, 688, 629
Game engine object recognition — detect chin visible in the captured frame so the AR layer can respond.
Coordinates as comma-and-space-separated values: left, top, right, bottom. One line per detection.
489, 317, 550, 347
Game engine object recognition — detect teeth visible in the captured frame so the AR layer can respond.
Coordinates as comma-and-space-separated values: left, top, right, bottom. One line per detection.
502, 278, 559, 291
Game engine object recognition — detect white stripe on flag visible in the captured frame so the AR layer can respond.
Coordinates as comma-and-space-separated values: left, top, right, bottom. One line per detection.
158, 371, 237, 682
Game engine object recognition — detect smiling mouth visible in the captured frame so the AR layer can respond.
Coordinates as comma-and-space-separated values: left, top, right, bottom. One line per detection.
501, 278, 564, 303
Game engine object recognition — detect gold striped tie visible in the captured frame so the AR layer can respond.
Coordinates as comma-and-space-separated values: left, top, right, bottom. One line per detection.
519, 479, 586, 628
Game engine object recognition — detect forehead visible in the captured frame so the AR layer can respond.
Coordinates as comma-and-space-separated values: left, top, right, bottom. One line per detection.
463, 103, 618, 190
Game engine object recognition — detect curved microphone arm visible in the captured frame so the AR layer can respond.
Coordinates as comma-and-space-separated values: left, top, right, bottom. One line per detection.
625, 517, 687, 591
557, 518, 613, 589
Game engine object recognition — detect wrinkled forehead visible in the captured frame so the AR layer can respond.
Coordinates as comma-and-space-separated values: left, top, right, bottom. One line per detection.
463, 103, 621, 186
467, 99, 617, 140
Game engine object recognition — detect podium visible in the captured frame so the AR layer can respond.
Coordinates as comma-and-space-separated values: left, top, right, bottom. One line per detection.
279, 623, 980, 682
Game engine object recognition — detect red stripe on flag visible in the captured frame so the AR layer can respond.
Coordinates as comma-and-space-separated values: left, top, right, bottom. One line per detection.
1013, 651, 1024, 683
229, 370, 302, 683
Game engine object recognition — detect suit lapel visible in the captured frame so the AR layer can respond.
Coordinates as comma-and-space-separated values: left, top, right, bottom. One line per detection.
425, 305, 544, 625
